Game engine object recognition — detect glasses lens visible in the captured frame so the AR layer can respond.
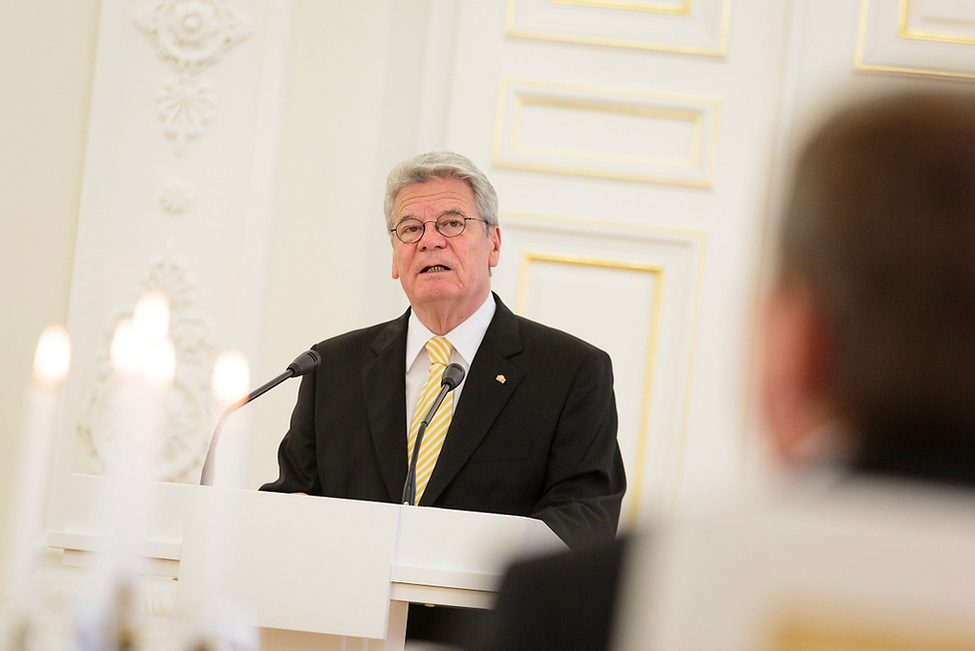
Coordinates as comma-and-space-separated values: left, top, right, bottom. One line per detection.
396, 219, 424, 243
437, 216, 466, 237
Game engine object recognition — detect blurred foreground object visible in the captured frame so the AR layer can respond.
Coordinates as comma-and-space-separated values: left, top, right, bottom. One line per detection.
620, 89, 975, 650
476, 90, 975, 651
617, 481, 975, 650
2, 326, 70, 645
759, 90, 975, 482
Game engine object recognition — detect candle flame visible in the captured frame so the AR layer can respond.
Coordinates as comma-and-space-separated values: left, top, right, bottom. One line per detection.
212, 350, 250, 407
133, 291, 169, 342
111, 319, 146, 376
33, 325, 71, 386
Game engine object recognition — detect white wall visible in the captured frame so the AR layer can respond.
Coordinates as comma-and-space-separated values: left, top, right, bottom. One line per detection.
0, 0, 102, 582
247, 0, 439, 488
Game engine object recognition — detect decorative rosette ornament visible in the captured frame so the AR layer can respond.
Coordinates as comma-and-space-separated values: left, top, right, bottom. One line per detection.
160, 176, 193, 214
157, 77, 216, 155
136, 0, 251, 155
135, 0, 252, 75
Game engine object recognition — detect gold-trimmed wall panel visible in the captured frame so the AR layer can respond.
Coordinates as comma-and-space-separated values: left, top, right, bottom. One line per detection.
856, 0, 975, 79
507, 0, 732, 56
899, 0, 975, 45
551, 0, 692, 15
496, 212, 706, 522
517, 253, 664, 525
494, 79, 720, 187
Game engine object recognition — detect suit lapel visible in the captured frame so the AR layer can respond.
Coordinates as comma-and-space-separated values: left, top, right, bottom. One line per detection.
361, 311, 409, 502
420, 297, 524, 505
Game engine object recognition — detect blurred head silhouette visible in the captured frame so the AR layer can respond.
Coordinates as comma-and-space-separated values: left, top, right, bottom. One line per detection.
762, 90, 975, 486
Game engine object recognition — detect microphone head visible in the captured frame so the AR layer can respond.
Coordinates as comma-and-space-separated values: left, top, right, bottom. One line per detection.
287, 349, 321, 377
441, 363, 466, 390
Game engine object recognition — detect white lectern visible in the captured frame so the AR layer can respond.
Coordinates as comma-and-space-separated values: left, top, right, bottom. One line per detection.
49, 475, 565, 650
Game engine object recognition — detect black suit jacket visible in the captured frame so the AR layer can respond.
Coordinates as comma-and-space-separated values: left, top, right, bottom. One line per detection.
261, 295, 626, 550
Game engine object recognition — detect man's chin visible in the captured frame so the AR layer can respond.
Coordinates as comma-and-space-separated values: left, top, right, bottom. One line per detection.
414, 271, 457, 288
407, 280, 460, 304
412, 290, 459, 306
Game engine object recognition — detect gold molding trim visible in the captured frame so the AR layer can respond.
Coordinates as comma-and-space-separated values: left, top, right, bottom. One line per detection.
502, 211, 708, 519
897, 0, 975, 46
551, 0, 693, 15
500, 209, 708, 242
506, 0, 733, 57
493, 78, 721, 188
512, 96, 703, 168
855, 0, 975, 80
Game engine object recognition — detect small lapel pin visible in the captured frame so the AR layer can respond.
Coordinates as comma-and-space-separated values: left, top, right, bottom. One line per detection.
496, 374, 506, 384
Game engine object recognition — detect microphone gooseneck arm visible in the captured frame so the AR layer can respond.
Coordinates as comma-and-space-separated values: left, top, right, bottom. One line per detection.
200, 349, 321, 486
402, 363, 466, 506
402, 385, 450, 506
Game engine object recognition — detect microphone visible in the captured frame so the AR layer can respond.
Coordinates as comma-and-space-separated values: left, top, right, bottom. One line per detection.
402, 363, 465, 506
200, 349, 321, 486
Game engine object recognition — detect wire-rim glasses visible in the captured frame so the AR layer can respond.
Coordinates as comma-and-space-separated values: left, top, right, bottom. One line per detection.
390, 215, 486, 244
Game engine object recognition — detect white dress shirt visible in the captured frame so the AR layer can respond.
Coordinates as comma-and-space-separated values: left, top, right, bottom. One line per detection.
404, 293, 496, 428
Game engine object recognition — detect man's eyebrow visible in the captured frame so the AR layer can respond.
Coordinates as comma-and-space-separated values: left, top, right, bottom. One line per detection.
395, 208, 467, 223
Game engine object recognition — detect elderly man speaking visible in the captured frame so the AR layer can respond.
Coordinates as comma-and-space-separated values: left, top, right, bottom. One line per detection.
261, 151, 626, 552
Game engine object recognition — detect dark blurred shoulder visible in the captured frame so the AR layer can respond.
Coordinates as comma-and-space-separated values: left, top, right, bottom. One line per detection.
470, 536, 630, 651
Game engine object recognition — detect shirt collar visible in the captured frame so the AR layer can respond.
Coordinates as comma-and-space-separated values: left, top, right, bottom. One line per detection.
406, 293, 497, 371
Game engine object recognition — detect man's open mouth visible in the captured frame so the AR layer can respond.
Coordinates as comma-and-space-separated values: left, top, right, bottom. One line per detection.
421, 265, 450, 274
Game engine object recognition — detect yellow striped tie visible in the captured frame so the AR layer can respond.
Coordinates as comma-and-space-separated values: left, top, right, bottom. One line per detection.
407, 337, 454, 502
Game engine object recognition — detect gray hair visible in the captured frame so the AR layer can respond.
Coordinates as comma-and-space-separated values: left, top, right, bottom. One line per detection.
384, 151, 499, 238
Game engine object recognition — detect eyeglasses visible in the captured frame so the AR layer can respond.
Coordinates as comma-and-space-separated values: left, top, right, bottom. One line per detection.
390, 215, 487, 244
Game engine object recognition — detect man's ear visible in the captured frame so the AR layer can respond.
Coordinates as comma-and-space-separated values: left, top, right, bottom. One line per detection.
488, 226, 501, 268
760, 280, 835, 465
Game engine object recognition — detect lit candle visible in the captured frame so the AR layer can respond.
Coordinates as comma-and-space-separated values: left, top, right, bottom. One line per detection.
101, 293, 173, 589
34, 325, 71, 386
79, 292, 176, 648
212, 350, 249, 408
196, 350, 252, 640
210, 349, 250, 489
5, 326, 70, 614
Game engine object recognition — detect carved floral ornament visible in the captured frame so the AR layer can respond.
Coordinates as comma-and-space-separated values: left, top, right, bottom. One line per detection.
77, 253, 217, 484
136, 0, 252, 156
135, 0, 252, 75
157, 77, 216, 155
160, 176, 193, 214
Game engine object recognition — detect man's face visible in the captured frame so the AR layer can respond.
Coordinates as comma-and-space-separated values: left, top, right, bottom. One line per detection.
391, 177, 501, 316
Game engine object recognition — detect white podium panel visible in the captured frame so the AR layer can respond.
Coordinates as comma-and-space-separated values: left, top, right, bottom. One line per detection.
48, 474, 566, 648
391, 502, 566, 608
178, 490, 401, 639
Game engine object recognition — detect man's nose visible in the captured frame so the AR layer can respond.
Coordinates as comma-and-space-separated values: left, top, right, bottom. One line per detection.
417, 222, 447, 249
